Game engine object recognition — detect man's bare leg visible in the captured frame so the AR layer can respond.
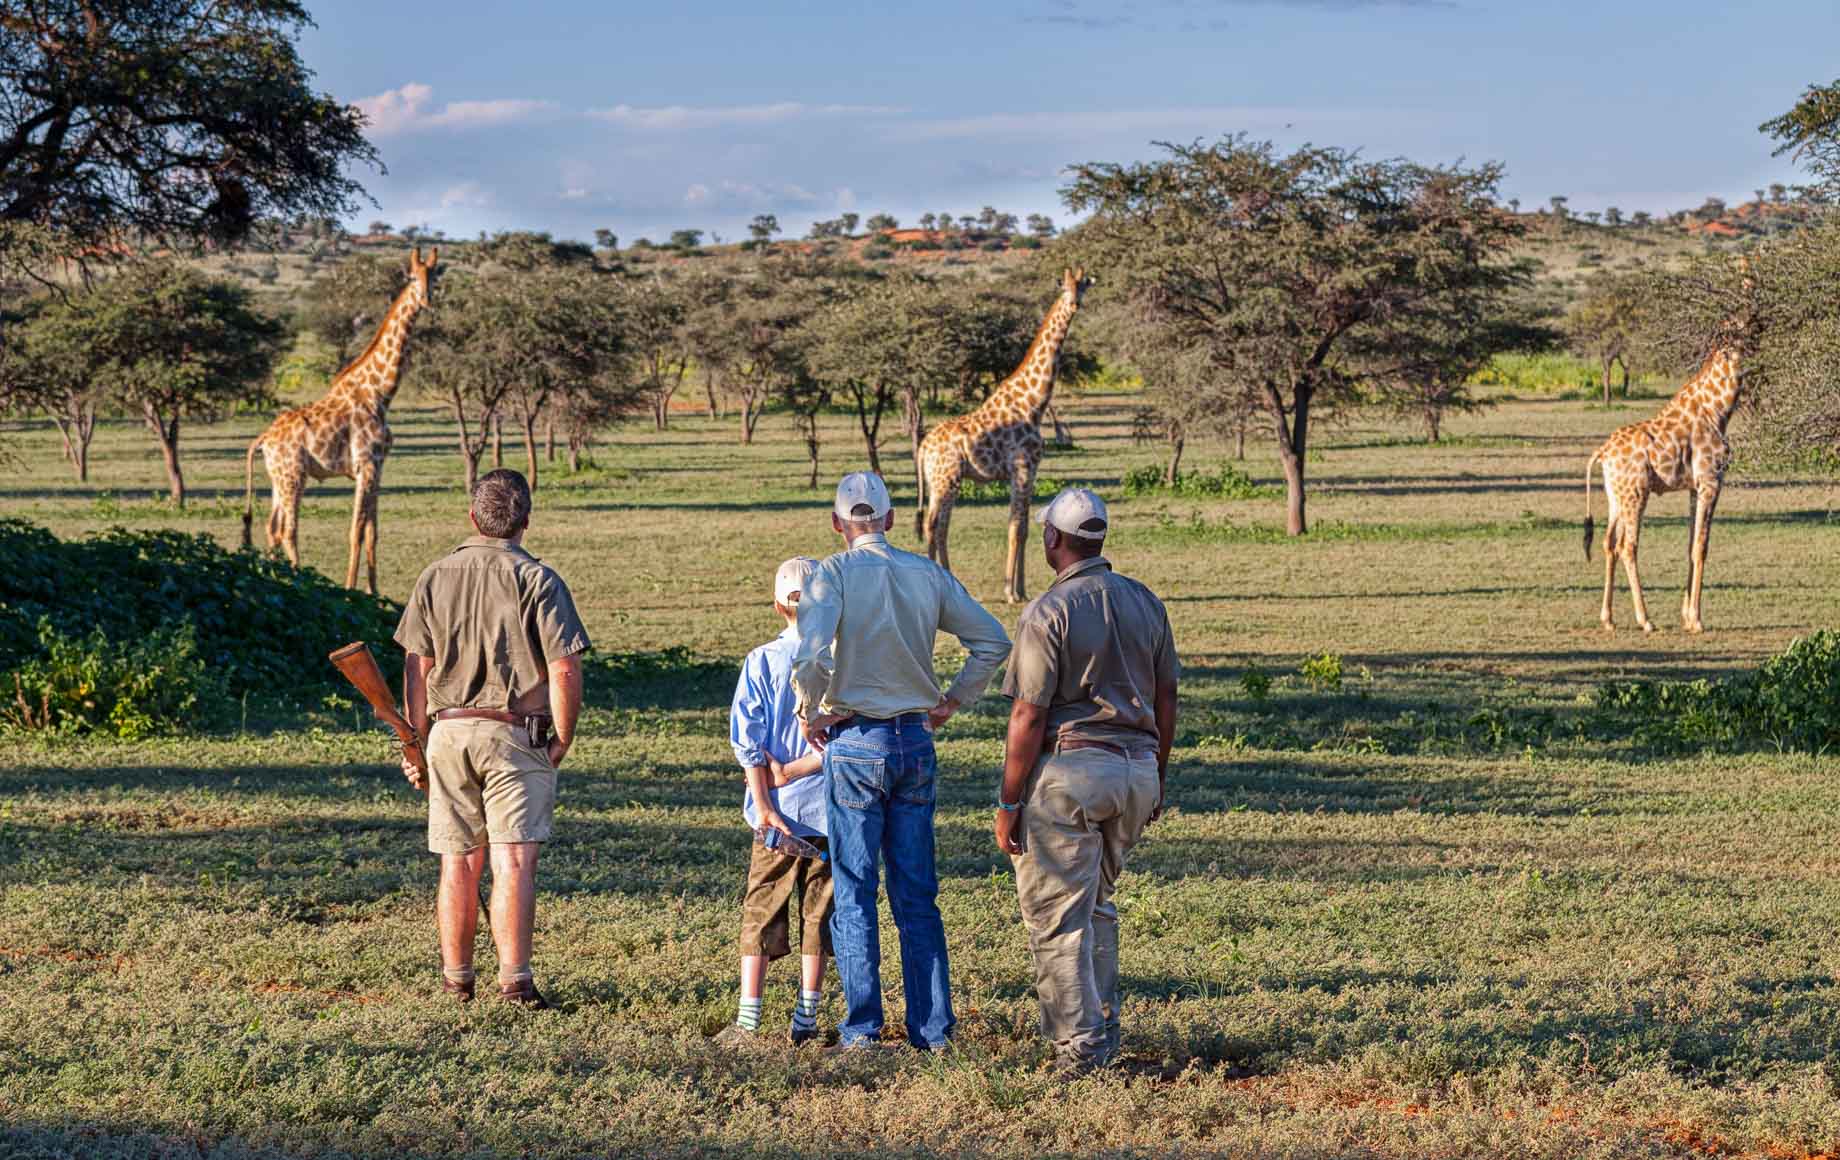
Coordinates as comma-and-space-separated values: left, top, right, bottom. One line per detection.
439, 848, 487, 994
489, 841, 539, 987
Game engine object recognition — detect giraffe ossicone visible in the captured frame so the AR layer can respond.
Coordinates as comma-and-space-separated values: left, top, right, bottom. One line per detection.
242, 248, 439, 594
916, 267, 1092, 603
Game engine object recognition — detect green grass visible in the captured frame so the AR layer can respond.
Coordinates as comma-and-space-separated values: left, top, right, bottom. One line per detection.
4, 384, 1840, 1157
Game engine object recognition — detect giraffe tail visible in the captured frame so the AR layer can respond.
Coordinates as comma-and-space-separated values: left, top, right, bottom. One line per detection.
914, 451, 929, 542
1582, 451, 1600, 561
241, 435, 263, 549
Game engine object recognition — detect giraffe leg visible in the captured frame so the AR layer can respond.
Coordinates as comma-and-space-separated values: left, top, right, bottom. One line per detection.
362, 489, 381, 596
345, 468, 376, 590
1617, 495, 1654, 632
1005, 458, 1037, 604
1683, 483, 1720, 633
1600, 519, 1617, 632
1681, 490, 1697, 623
280, 478, 303, 568
934, 489, 956, 574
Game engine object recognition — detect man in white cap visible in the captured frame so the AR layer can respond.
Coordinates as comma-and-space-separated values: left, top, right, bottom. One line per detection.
791, 470, 1011, 1051
995, 486, 1179, 1074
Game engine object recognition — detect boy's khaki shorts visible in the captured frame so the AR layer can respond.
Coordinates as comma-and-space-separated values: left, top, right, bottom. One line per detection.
425, 717, 557, 854
739, 836, 833, 959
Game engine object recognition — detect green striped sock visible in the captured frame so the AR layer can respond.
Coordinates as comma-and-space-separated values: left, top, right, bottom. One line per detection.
791, 989, 821, 1031
736, 997, 763, 1032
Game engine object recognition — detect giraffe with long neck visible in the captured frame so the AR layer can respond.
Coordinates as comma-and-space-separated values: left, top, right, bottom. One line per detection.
917, 267, 1091, 602
1584, 302, 1751, 633
243, 248, 438, 594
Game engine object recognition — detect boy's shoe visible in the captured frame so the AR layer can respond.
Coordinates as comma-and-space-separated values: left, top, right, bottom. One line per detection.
713, 1023, 760, 1047
496, 979, 552, 1009
789, 1023, 822, 1047
441, 976, 475, 1003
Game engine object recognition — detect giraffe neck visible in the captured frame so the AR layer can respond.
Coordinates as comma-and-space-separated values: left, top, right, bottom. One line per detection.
983, 292, 1076, 424
334, 286, 424, 409
1670, 345, 1742, 431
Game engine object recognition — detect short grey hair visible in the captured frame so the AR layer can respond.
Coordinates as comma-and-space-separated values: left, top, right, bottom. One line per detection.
472, 469, 531, 538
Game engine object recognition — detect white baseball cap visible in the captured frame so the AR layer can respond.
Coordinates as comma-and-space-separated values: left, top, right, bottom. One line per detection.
774, 556, 818, 605
833, 471, 893, 521
1038, 487, 1109, 539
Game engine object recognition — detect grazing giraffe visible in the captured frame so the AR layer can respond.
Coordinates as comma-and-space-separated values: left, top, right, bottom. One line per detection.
242, 248, 438, 594
916, 266, 1091, 603
1584, 276, 1756, 633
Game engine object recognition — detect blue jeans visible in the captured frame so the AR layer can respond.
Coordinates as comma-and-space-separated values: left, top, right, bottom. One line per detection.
824, 714, 955, 1048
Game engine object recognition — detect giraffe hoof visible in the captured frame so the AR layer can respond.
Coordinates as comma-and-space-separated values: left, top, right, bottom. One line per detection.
1600, 619, 1615, 633
1682, 621, 1704, 635
1639, 621, 1656, 633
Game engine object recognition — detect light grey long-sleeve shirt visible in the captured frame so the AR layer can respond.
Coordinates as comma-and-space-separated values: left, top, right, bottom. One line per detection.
792, 532, 1012, 721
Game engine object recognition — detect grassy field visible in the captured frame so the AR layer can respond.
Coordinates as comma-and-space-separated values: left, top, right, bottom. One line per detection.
4, 385, 1840, 1158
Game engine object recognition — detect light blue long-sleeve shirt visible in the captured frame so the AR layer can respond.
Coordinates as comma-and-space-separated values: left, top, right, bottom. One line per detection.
730, 626, 826, 838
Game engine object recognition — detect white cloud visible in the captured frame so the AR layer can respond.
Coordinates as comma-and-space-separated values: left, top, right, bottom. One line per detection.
560, 187, 590, 201
356, 83, 558, 137
587, 102, 905, 131
894, 106, 1367, 142
684, 183, 712, 204
439, 182, 493, 210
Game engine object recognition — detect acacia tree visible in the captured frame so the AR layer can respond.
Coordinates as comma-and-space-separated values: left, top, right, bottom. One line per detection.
68, 261, 279, 504
0, 1, 374, 254
1565, 270, 1650, 403
622, 273, 692, 430
1066, 138, 1526, 534
1, 292, 108, 479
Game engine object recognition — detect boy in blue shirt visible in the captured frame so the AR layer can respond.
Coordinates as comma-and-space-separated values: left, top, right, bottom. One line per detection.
723, 556, 830, 1044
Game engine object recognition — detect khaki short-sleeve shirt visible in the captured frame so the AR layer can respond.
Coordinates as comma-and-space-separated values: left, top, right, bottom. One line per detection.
394, 536, 591, 715
1001, 556, 1178, 746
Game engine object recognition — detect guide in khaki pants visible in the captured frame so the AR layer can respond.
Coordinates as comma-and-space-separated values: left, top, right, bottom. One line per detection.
994, 488, 1180, 1075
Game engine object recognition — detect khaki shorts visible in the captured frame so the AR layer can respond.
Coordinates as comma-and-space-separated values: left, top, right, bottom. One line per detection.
739, 837, 833, 959
425, 718, 557, 854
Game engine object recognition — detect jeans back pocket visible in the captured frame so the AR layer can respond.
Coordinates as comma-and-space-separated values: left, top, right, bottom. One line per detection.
826, 747, 886, 810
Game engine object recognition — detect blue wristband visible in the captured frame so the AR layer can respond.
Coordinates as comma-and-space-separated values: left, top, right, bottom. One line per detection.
996, 797, 1022, 812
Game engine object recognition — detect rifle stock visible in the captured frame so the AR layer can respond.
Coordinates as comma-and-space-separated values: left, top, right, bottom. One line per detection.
328, 642, 427, 790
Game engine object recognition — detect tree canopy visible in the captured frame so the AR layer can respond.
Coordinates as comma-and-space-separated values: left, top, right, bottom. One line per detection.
0, 1, 375, 253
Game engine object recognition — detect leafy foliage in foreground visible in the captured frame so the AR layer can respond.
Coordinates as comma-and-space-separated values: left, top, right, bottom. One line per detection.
5, 621, 210, 738
0, 519, 401, 726
1122, 462, 1276, 500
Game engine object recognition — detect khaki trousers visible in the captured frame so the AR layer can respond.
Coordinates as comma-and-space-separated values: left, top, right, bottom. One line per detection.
1013, 745, 1160, 1066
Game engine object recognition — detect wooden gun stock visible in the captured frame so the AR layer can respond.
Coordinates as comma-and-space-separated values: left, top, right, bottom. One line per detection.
327, 642, 427, 791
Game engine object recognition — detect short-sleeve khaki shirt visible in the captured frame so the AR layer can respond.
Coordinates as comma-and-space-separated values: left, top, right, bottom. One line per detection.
394, 536, 591, 715
1001, 556, 1178, 747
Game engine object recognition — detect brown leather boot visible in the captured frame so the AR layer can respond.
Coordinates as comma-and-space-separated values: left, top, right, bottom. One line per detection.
496, 978, 552, 1009
442, 976, 475, 1002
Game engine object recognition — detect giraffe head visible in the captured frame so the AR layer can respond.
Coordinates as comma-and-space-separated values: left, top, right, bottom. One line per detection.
1061, 266, 1094, 307
406, 247, 441, 309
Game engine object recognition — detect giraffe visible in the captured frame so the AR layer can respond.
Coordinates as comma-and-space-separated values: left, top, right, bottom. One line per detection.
242, 248, 438, 594
1584, 277, 1755, 634
916, 266, 1091, 603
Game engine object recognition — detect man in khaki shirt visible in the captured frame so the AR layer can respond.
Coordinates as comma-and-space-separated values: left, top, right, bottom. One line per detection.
996, 488, 1178, 1072
396, 469, 589, 1007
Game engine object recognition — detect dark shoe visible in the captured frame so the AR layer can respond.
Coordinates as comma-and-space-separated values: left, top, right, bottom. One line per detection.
442, 976, 475, 1002
496, 978, 552, 1009
789, 1023, 821, 1047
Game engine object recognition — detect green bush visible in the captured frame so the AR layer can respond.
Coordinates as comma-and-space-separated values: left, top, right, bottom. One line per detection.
1593, 630, 1840, 753
1122, 463, 1276, 500
5, 620, 214, 738
0, 519, 402, 713
1299, 652, 1344, 692
956, 476, 1070, 503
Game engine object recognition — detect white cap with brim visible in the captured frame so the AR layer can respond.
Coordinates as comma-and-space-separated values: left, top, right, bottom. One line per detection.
833, 471, 893, 521
775, 556, 819, 606
1038, 487, 1109, 539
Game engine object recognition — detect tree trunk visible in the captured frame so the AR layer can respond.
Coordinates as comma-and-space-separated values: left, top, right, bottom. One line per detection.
521, 415, 539, 491
1601, 357, 1612, 406
144, 406, 185, 507
453, 400, 480, 492
704, 370, 722, 419
1618, 359, 1630, 398
1425, 405, 1442, 443
740, 390, 763, 444
1266, 382, 1311, 536
545, 416, 556, 462
1164, 428, 1186, 486
75, 402, 94, 483
491, 412, 503, 468
52, 417, 73, 463
853, 386, 885, 476
1235, 416, 1247, 460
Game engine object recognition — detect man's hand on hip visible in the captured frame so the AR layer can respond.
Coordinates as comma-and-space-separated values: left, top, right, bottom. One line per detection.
927, 696, 961, 732
802, 712, 846, 751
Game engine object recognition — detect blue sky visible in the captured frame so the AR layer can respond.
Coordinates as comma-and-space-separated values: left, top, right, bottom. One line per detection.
296, 0, 1836, 243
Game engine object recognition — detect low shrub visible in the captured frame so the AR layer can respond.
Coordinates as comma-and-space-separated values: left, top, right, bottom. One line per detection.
5, 620, 214, 739
1592, 630, 1840, 753
1122, 463, 1276, 500
956, 476, 1071, 503
0, 519, 402, 717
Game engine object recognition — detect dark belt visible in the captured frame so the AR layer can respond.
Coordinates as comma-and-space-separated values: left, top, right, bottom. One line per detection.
1056, 736, 1156, 760
838, 712, 929, 728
